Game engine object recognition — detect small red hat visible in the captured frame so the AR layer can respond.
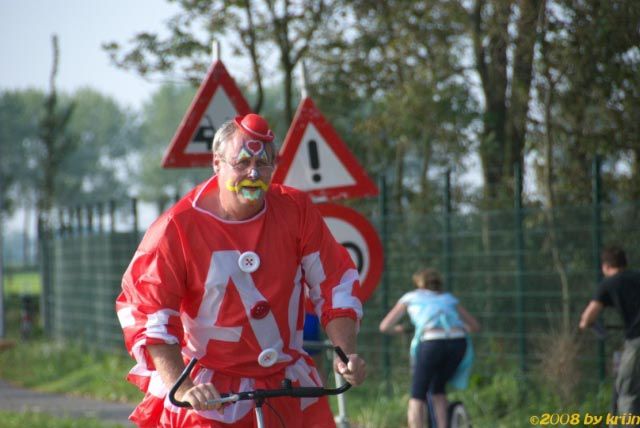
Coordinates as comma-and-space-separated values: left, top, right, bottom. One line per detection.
234, 114, 275, 142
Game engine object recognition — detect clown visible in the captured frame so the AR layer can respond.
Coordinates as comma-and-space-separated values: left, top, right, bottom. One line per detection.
116, 114, 367, 427
216, 115, 274, 206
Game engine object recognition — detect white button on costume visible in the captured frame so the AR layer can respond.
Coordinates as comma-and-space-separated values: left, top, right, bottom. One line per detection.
257, 348, 279, 367
238, 251, 260, 273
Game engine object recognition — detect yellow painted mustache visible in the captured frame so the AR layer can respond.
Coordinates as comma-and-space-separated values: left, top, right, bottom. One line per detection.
225, 179, 269, 193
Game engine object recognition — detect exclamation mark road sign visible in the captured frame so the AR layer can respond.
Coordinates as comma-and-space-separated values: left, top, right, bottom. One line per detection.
308, 139, 321, 183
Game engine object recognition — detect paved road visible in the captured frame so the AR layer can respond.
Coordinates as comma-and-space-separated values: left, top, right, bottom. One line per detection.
0, 379, 135, 426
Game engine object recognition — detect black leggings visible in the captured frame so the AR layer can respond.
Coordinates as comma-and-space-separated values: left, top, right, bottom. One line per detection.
411, 338, 467, 398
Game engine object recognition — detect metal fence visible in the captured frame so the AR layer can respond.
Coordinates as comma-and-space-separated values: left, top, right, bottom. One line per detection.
36, 162, 640, 394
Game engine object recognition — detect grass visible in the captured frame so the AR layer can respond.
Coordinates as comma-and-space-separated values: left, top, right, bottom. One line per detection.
0, 339, 615, 428
0, 340, 140, 428
0, 340, 141, 403
0, 411, 125, 428
3, 270, 41, 295
342, 379, 409, 428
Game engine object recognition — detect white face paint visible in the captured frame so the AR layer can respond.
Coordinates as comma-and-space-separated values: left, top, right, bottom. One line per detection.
214, 132, 275, 217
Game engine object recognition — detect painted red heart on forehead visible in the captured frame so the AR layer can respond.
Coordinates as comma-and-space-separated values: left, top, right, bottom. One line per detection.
245, 140, 264, 155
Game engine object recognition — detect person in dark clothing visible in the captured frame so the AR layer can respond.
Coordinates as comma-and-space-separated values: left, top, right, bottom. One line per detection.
579, 245, 640, 418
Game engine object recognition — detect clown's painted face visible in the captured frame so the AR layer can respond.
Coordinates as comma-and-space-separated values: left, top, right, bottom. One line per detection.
215, 131, 275, 205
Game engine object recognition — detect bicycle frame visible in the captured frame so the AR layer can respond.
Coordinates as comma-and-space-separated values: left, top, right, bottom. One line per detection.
168, 347, 351, 428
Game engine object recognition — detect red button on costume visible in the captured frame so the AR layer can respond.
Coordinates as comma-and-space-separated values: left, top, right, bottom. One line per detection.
116, 177, 362, 427
250, 300, 270, 319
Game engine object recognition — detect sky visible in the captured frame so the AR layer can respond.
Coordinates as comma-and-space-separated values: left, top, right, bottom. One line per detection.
0, 0, 193, 235
0, 0, 183, 109
0, 0, 491, 236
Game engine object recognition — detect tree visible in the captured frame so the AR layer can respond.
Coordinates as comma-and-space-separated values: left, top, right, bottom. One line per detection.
0, 89, 45, 217
1, 41, 137, 242
531, 0, 640, 205
310, 0, 478, 213
0, 89, 45, 267
132, 83, 210, 209
103, 0, 334, 123
34, 38, 136, 235
36, 35, 78, 237
523, 0, 640, 331
468, 0, 546, 205
60, 88, 134, 206
0, 89, 46, 264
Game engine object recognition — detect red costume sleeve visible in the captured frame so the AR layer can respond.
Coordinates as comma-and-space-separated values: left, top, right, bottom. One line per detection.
297, 194, 363, 327
115, 215, 187, 388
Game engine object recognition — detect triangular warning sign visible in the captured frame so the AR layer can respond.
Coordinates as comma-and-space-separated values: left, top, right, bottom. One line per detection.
271, 97, 378, 201
162, 60, 251, 168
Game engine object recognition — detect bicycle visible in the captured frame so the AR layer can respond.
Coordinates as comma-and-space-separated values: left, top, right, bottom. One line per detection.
169, 347, 351, 428
426, 394, 472, 428
302, 339, 351, 428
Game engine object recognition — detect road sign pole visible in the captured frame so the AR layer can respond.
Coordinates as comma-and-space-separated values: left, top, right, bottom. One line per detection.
378, 174, 391, 396
0, 171, 5, 338
212, 40, 220, 62
299, 61, 308, 99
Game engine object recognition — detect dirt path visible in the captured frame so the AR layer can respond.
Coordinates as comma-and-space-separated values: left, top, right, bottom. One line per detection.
0, 379, 135, 426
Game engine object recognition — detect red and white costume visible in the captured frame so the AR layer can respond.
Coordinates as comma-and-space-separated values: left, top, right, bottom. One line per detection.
116, 176, 362, 427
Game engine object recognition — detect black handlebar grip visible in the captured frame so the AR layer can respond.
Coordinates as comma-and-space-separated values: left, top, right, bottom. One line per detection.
334, 346, 349, 364
168, 358, 198, 408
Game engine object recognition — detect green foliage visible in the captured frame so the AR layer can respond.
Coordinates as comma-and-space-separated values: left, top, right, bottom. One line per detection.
58, 88, 134, 205
0, 86, 138, 221
0, 89, 46, 215
531, 0, 640, 206
0, 412, 124, 428
0, 0, 626, 218
2, 270, 41, 295
104, 0, 337, 121
133, 83, 210, 203
345, 378, 410, 428
0, 340, 141, 404
311, 1, 479, 214
0, 339, 616, 428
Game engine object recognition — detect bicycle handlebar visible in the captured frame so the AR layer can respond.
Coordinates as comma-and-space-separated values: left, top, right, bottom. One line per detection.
168, 347, 352, 408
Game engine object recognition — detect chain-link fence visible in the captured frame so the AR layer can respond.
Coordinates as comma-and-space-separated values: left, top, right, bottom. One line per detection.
34, 163, 639, 395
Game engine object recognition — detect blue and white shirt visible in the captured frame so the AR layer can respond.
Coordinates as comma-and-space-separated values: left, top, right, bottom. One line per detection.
398, 289, 465, 358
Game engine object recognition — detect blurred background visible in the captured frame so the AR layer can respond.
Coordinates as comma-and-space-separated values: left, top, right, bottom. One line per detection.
1, 1, 639, 427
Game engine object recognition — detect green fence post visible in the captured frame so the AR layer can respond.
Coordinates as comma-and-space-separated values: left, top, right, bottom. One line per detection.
38, 222, 53, 337
443, 169, 453, 291
67, 207, 74, 235
378, 173, 391, 396
97, 203, 104, 234
109, 200, 116, 233
131, 197, 139, 243
86, 204, 93, 233
591, 155, 605, 382
0, 178, 4, 339
514, 162, 526, 373
76, 206, 83, 234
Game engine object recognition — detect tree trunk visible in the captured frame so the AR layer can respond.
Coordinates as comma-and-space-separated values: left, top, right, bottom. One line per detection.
283, 61, 294, 124
539, 10, 571, 332
23, 201, 32, 264
632, 146, 640, 201
506, 0, 545, 189
393, 137, 407, 215
417, 137, 431, 214
542, 75, 571, 333
473, 0, 509, 205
